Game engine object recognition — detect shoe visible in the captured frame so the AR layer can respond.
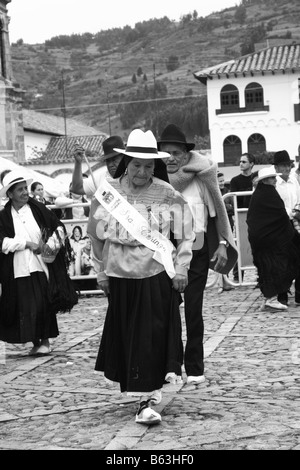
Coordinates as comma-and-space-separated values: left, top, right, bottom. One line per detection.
277, 293, 288, 306
28, 346, 40, 356
265, 297, 288, 310
149, 390, 162, 405
35, 345, 52, 355
135, 401, 161, 425
187, 375, 206, 385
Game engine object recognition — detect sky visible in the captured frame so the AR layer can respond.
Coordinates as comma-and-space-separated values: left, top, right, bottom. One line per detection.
7, 0, 239, 44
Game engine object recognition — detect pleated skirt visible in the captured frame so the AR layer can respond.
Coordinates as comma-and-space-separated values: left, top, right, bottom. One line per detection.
95, 271, 183, 393
0, 271, 59, 344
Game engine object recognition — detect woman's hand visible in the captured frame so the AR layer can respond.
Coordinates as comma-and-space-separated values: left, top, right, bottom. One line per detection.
97, 279, 110, 296
172, 273, 188, 293
26, 241, 41, 253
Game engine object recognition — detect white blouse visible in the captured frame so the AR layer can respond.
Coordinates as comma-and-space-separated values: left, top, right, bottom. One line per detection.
2, 204, 63, 280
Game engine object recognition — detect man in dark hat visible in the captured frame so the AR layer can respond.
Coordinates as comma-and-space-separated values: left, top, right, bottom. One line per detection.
274, 150, 300, 305
71, 135, 125, 198
158, 124, 238, 386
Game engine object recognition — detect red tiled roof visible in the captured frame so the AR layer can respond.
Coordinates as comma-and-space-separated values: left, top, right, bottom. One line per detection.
24, 134, 107, 165
194, 43, 300, 84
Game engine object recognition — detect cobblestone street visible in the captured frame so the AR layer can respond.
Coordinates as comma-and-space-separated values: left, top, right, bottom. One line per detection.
1, 276, 300, 452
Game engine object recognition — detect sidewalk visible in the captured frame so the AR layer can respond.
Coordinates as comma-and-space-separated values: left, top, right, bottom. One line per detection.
1, 280, 300, 451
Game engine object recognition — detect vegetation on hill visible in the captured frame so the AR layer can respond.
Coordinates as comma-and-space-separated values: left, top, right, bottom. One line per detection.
11, 0, 300, 147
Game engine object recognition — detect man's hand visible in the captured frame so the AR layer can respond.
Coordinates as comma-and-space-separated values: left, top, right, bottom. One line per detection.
73, 145, 85, 163
211, 244, 228, 272
172, 273, 188, 293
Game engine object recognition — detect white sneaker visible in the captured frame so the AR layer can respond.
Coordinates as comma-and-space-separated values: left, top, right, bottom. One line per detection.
265, 297, 288, 310
149, 390, 162, 405
135, 402, 161, 425
187, 375, 206, 385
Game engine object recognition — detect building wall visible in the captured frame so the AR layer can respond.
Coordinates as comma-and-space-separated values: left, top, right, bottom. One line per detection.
24, 130, 52, 160
207, 72, 300, 163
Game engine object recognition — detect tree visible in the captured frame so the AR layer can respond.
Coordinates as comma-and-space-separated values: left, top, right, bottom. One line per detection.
234, 4, 247, 24
137, 66, 143, 77
166, 55, 180, 72
132, 73, 137, 84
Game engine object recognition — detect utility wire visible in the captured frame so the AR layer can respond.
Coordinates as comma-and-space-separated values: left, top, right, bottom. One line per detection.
30, 93, 207, 113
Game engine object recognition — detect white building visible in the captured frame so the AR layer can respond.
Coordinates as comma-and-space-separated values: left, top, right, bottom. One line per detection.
193, 43, 300, 167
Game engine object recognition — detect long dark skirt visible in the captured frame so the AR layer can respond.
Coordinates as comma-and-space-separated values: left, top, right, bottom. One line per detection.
251, 238, 300, 298
95, 271, 183, 393
0, 271, 59, 344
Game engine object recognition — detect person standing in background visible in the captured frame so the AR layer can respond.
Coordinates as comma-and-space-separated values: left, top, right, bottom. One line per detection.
31, 182, 51, 206
229, 153, 255, 208
229, 153, 255, 282
71, 135, 125, 198
273, 150, 300, 305
247, 167, 300, 310
0, 170, 78, 356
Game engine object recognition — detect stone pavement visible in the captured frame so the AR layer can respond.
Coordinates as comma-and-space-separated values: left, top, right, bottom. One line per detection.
1, 273, 300, 452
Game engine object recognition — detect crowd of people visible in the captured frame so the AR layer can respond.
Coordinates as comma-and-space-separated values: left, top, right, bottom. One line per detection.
1, 125, 300, 426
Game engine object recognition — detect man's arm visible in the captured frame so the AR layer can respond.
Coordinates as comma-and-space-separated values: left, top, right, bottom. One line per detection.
71, 146, 85, 195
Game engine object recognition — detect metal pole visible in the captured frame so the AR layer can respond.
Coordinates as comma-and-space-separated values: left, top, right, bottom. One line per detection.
153, 63, 158, 138
61, 70, 68, 159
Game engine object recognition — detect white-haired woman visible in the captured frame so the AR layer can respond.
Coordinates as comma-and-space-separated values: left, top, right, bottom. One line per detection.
88, 129, 195, 425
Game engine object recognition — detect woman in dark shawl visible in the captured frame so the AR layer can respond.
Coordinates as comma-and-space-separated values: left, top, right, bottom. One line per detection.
0, 171, 78, 355
247, 167, 300, 310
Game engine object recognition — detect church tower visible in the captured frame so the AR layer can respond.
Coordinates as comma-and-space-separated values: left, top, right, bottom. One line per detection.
0, 0, 25, 162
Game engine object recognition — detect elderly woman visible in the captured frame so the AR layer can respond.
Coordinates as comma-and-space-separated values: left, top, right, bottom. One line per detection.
88, 129, 195, 425
0, 171, 78, 355
247, 167, 300, 310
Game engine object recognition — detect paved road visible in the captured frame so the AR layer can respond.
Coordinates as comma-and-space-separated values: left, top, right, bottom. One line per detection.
1, 275, 300, 452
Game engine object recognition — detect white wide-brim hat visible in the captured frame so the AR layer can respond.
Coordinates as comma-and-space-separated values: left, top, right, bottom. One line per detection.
113, 129, 170, 159
0, 170, 33, 198
256, 167, 281, 182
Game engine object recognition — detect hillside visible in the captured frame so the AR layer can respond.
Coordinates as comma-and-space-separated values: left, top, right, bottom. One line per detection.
10, 0, 300, 142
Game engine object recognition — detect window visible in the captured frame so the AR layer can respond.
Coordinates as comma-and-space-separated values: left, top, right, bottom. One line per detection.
220, 85, 239, 112
223, 135, 242, 165
247, 133, 266, 155
245, 83, 264, 109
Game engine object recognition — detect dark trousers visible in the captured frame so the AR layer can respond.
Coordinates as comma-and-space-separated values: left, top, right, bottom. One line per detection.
183, 238, 209, 377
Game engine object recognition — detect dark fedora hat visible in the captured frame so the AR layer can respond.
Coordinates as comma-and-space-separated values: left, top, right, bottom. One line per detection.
273, 150, 293, 165
157, 124, 195, 151
101, 135, 125, 161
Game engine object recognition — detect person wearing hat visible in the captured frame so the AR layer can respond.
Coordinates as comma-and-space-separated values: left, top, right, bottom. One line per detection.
0, 170, 78, 356
273, 150, 300, 305
71, 135, 126, 198
89, 129, 195, 425
157, 124, 238, 386
247, 167, 300, 310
